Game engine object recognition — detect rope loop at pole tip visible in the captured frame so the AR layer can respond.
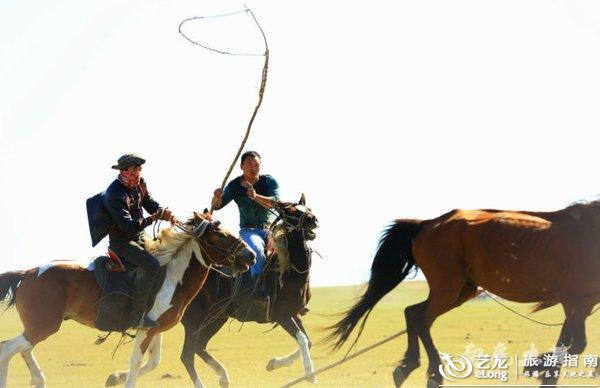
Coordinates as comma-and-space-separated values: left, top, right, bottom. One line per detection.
178, 7, 266, 57
178, 7, 269, 214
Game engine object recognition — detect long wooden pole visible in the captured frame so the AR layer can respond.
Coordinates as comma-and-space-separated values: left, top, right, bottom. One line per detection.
210, 7, 269, 213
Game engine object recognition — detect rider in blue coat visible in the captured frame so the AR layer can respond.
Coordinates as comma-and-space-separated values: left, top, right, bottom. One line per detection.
87, 153, 181, 329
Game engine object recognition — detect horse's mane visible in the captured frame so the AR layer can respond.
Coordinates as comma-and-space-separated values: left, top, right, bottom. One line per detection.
272, 225, 290, 273
566, 197, 600, 210
144, 228, 201, 267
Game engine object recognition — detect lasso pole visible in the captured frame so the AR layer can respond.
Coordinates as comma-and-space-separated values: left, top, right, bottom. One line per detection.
210, 6, 269, 213
280, 330, 407, 388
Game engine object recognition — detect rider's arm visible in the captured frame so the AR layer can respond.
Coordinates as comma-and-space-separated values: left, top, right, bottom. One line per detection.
213, 182, 234, 210
105, 193, 154, 234
253, 194, 274, 208
251, 176, 280, 208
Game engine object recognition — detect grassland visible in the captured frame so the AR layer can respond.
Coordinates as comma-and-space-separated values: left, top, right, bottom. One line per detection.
1, 281, 598, 387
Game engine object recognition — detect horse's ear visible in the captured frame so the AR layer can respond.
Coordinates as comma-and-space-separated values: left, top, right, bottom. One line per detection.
203, 209, 215, 222
299, 193, 306, 206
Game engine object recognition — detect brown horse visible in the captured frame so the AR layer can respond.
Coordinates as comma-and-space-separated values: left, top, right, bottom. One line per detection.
327, 202, 600, 387
0, 213, 255, 388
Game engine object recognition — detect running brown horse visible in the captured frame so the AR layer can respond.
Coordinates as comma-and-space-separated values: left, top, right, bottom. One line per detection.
327, 202, 600, 388
0, 213, 255, 388
180, 196, 319, 387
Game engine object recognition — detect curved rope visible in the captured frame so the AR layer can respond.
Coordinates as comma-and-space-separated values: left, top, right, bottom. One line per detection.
211, 8, 269, 213
177, 6, 270, 213
483, 290, 600, 326
178, 9, 264, 57
483, 290, 563, 327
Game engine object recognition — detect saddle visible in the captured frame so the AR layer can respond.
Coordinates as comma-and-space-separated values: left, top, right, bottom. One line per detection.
92, 250, 166, 332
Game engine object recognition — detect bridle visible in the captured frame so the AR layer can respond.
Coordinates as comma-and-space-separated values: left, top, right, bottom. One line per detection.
270, 209, 317, 274
269, 205, 315, 237
188, 219, 248, 269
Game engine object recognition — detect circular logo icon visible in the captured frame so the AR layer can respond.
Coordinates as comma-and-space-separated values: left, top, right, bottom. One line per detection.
439, 353, 473, 381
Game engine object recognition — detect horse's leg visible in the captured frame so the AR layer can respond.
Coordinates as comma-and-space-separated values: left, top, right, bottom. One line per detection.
0, 335, 35, 387
266, 349, 301, 371
278, 316, 317, 384
181, 320, 204, 388
538, 303, 592, 387
124, 330, 152, 388
2, 302, 64, 387
20, 347, 45, 388
415, 282, 474, 388
393, 301, 426, 386
394, 283, 478, 387
266, 316, 308, 371
106, 331, 158, 387
104, 330, 151, 388
137, 333, 162, 377
524, 317, 571, 381
195, 318, 229, 388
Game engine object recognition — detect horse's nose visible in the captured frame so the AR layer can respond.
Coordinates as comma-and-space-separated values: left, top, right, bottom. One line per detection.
238, 250, 256, 272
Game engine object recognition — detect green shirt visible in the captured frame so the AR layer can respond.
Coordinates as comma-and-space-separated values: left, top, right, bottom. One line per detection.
216, 175, 280, 228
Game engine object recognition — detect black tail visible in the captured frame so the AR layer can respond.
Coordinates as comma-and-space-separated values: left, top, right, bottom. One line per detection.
325, 219, 423, 351
0, 271, 25, 310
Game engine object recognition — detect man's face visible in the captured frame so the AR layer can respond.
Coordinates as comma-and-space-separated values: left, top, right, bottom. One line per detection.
125, 164, 142, 175
123, 165, 142, 182
241, 156, 261, 177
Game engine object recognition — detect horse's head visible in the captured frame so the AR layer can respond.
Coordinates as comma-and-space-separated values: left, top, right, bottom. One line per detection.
271, 194, 318, 274
273, 193, 318, 240
187, 212, 256, 272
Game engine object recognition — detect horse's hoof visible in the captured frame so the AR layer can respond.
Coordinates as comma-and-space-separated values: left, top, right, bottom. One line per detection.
105, 372, 126, 387
30, 378, 45, 388
219, 378, 230, 388
105, 375, 119, 387
427, 378, 441, 388
304, 373, 317, 384
393, 367, 407, 387
266, 359, 276, 371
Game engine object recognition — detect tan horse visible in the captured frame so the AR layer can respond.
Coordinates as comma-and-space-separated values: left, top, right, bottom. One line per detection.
328, 202, 600, 387
0, 213, 255, 388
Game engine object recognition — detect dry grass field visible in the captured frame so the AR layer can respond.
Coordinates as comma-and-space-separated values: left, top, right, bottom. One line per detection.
1, 281, 598, 387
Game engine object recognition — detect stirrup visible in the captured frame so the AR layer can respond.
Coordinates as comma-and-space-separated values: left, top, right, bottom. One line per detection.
133, 316, 158, 330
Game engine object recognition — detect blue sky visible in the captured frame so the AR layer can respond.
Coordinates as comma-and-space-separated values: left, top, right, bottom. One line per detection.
1, 0, 600, 286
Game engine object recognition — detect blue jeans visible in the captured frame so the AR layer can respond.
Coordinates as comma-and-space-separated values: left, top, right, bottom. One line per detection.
239, 228, 269, 278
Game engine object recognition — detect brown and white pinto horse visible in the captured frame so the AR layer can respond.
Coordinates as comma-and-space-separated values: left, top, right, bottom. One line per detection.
328, 202, 600, 388
0, 213, 255, 388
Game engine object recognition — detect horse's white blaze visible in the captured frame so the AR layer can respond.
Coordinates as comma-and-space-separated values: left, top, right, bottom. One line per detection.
146, 232, 203, 320
295, 332, 316, 382
271, 349, 301, 369
147, 278, 177, 321
0, 335, 32, 387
